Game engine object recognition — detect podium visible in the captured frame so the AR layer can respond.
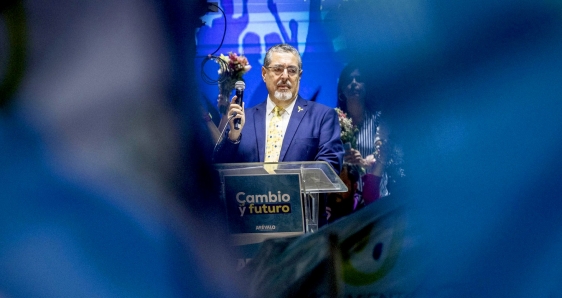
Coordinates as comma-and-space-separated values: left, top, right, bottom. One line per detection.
215, 161, 348, 263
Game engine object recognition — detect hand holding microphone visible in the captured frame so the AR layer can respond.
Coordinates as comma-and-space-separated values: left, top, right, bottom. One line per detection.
227, 81, 245, 141
233, 81, 245, 130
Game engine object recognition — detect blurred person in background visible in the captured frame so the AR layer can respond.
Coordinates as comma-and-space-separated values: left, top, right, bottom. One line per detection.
328, 62, 405, 223
0, 0, 243, 297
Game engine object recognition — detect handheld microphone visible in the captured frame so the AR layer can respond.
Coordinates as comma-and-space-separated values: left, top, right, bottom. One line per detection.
233, 81, 245, 130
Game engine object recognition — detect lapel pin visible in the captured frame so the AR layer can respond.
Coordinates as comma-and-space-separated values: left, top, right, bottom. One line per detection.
298, 106, 303, 112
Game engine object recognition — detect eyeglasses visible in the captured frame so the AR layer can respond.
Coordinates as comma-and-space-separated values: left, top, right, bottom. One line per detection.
265, 65, 300, 76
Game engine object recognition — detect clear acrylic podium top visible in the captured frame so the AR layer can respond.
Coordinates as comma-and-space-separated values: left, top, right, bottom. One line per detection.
215, 161, 348, 234
214, 161, 348, 194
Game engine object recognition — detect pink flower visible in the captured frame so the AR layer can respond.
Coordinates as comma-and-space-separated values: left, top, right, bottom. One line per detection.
219, 52, 251, 80
335, 107, 358, 147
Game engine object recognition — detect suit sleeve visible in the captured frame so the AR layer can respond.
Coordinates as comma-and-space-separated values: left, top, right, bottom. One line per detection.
315, 108, 344, 174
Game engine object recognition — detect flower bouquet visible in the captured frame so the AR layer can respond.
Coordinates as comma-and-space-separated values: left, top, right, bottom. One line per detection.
216, 52, 251, 114
335, 107, 358, 149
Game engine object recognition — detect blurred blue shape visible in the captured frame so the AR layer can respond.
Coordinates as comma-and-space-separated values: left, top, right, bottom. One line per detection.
240, 0, 562, 296
0, 115, 215, 297
1, 0, 242, 296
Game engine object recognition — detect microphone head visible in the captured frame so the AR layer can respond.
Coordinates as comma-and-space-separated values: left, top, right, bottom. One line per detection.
235, 80, 245, 91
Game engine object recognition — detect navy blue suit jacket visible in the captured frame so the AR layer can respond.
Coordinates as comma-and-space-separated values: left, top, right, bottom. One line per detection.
213, 96, 344, 174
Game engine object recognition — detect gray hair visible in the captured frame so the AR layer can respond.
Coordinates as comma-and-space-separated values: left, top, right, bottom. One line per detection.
263, 44, 302, 69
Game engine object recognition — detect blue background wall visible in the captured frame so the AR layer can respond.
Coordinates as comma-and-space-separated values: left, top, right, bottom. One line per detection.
196, 0, 346, 109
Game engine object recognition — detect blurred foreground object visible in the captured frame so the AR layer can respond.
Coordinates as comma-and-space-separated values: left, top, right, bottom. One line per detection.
1, 0, 242, 296
330, 0, 562, 296
243, 0, 562, 296
243, 197, 426, 297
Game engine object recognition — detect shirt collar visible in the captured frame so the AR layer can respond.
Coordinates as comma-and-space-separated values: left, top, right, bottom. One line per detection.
266, 95, 297, 116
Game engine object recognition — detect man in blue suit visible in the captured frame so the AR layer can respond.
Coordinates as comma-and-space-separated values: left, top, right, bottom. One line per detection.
213, 44, 344, 174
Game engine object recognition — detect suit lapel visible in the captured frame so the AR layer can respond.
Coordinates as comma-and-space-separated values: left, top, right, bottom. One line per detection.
253, 101, 267, 162
279, 96, 308, 161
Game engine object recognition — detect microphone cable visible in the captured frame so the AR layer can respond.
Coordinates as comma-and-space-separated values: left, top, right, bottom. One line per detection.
213, 113, 237, 152
206, 2, 226, 57
200, 2, 230, 86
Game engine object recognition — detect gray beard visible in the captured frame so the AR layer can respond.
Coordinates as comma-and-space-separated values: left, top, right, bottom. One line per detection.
274, 90, 293, 101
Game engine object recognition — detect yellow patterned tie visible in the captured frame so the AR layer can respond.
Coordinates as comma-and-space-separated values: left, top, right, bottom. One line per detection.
265, 106, 285, 162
